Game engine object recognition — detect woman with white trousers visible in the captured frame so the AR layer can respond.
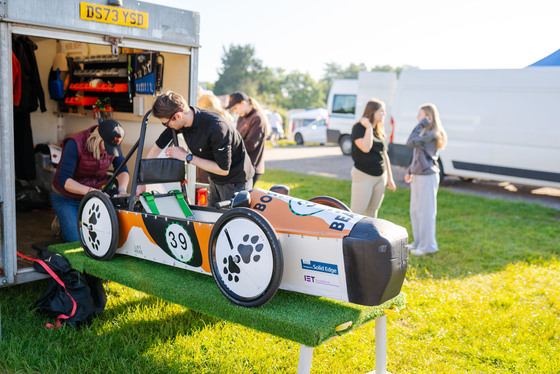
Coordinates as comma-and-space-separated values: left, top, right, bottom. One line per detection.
405, 103, 447, 256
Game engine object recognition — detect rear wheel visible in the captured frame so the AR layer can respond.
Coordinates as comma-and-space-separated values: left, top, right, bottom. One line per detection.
209, 208, 283, 307
294, 133, 304, 145
339, 135, 352, 155
78, 191, 119, 261
309, 196, 351, 211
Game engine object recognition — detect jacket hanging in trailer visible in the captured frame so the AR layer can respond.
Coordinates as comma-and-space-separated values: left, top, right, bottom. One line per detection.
12, 36, 46, 181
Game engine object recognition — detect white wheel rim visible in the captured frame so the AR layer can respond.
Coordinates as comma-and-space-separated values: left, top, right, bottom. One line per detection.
214, 217, 274, 299
80, 196, 114, 258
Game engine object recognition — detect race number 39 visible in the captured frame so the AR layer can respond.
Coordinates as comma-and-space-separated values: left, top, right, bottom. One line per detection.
166, 223, 193, 263
80, 2, 148, 29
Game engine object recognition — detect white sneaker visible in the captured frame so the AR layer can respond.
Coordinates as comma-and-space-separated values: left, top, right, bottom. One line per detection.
409, 249, 425, 256
407, 242, 417, 250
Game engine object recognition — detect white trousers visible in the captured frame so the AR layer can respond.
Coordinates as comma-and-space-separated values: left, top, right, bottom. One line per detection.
410, 173, 439, 253
351, 166, 387, 218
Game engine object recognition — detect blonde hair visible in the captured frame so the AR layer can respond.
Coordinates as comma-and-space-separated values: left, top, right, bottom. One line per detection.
361, 99, 386, 140
86, 127, 104, 160
419, 103, 447, 149
198, 94, 234, 122
248, 97, 271, 137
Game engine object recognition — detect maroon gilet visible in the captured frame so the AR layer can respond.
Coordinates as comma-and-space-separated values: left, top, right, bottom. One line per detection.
52, 125, 114, 200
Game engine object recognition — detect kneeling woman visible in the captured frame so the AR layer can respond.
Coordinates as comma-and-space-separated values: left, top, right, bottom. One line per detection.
51, 120, 129, 242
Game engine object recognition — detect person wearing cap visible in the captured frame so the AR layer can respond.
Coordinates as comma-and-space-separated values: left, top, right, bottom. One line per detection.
143, 91, 254, 208
51, 119, 129, 242
226, 91, 269, 184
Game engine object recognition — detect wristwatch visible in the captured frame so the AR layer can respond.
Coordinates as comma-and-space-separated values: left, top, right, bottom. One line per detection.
185, 153, 193, 164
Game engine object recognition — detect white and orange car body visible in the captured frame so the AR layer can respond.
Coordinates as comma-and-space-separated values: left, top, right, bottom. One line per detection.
112, 188, 408, 306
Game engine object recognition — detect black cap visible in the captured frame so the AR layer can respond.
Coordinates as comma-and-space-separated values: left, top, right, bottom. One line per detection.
98, 119, 124, 157
225, 91, 249, 110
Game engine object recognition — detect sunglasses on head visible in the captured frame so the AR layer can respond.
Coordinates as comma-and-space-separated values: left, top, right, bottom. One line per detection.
162, 109, 182, 127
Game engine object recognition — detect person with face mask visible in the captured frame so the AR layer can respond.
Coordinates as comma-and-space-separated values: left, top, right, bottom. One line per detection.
405, 103, 448, 256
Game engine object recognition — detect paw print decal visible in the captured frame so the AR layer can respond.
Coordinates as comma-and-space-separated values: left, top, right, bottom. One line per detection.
238, 234, 263, 263
222, 233, 264, 283
223, 256, 240, 282
87, 204, 101, 250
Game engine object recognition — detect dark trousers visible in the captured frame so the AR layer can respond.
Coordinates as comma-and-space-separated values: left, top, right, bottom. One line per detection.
208, 178, 252, 208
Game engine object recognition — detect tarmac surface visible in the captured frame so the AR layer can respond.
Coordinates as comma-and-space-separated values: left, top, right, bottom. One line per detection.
264, 144, 560, 211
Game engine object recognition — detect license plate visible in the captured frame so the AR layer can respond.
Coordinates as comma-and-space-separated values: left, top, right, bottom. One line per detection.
80, 2, 148, 29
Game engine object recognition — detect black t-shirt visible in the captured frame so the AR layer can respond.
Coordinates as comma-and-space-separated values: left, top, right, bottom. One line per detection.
155, 107, 254, 184
351, 122, 385, 176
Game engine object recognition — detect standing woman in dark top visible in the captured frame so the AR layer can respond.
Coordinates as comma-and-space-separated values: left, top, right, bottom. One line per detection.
226, 91, 269, 185
350, 99, 396, 218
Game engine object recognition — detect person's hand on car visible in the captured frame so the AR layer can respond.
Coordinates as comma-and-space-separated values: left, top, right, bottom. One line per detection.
165, 146, 188, 161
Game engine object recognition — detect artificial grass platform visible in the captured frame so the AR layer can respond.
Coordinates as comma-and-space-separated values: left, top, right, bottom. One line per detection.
49, 242, 405, 347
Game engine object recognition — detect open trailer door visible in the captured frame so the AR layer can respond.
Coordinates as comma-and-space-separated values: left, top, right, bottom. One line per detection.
0, 0, 200, 287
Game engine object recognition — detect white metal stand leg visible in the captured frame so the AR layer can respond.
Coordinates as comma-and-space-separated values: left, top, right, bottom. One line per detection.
366, 315, 392, 374
297, 344, 313, 374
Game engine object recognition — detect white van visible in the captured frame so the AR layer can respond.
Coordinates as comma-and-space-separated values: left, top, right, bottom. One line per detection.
389, 68, 560, 188
326, 72, 397, 155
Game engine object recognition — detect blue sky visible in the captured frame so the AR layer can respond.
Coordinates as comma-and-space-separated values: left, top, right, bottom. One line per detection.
144, 0, 560, 83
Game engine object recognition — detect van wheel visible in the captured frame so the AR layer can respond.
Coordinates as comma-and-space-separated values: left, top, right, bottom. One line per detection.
438, 158, 445, 185
339, 135, 352, 155
294, 133, 304, 145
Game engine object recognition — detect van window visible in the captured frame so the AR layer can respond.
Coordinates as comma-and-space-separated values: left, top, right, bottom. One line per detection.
332, 94, 356, 115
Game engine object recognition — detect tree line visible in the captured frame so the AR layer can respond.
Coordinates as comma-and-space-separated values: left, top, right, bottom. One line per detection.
205, 44, 414, 113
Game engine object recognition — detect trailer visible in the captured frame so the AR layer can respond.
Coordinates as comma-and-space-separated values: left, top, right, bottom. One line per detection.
0, 0, 201, 288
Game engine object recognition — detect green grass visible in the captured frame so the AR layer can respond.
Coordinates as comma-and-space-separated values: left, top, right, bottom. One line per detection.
1, 169, 559, 373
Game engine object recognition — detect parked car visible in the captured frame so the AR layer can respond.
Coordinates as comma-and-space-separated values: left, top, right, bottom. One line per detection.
292, 118, 327, 145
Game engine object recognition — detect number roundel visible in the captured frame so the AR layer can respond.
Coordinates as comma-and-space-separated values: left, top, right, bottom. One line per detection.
165, 222, 194, 263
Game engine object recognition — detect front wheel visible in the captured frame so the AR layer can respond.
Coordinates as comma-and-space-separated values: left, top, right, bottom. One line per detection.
208, 208, 283, 307
339, 134, 352, 155
294, 133, 304, 145
78, 191, 119, 261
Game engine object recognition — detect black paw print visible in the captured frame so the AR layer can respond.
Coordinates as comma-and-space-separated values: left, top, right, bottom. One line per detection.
237, 234, 263, 263
223, 255, 240, 282
88, 204, 101, 226
87, 204, 101, 250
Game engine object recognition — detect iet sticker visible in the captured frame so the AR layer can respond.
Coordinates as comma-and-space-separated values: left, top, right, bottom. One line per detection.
301, 260, 338, 275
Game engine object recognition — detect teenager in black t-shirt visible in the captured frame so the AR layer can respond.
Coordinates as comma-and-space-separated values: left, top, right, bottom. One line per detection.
350, 99, 396, 218
140, 91, 254, 208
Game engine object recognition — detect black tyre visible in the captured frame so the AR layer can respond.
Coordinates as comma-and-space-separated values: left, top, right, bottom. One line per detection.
294, 133, 304, 145
339, 134, 352, 155
437, 158, 445, 185
78, 191, 119, 261
309, 196, 351, 212
208, 208, 283, 307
